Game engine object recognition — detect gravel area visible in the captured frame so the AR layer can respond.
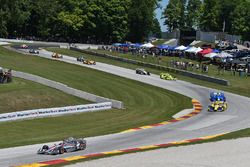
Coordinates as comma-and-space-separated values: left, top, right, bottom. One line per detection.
67, 137, 250, 167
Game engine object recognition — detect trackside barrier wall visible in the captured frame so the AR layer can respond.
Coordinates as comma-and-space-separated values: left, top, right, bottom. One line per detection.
0, 102, 112, 122
70, 47, 230, 86
12, 71, 124, 109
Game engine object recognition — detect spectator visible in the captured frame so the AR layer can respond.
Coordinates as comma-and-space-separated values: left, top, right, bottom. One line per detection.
195, 64, 200, 71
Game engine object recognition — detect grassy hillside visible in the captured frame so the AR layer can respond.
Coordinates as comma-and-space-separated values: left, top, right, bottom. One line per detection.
0, 46, 191, 148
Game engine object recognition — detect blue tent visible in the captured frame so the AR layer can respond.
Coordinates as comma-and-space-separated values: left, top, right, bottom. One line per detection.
168, 46, 177, 50
157, 45, 169, 49
120, 43, 130, 47
112, 43, 122, 46
133, 43, 142, 48
212, 49, 220, 53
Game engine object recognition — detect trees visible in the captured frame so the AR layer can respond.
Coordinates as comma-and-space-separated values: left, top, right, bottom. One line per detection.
0, 0, 161, 43
232, 0, 250, 40
151, 18, 162, 38
199, 0, 220, 31
185, 0, 202, 30
162, 0, 186, 32
127, 0, 161, 42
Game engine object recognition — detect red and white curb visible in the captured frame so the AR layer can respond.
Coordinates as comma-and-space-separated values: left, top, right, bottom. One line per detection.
120, 99, 202, 133
16, 133, 227, 167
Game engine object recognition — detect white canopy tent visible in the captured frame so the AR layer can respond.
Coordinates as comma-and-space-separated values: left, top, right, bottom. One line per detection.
193, 47, 203, 54
141, 43, 154, 48
204, 52, 218, 59
216, 52, 233, 58
175, 45, 187, 51
185, 47, 197, 53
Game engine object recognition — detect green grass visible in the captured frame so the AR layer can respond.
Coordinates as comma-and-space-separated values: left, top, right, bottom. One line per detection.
0, 46, 192, 148
46, 48, 250, 97
0, 78, 89, 113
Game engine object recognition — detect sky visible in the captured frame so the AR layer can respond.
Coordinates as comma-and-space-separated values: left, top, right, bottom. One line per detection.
155, 0, 169, 32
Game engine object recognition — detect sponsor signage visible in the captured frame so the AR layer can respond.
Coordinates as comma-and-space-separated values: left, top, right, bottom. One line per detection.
0, 102, 112, 122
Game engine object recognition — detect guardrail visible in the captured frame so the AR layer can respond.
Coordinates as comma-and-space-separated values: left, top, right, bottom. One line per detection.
70, 47, 230, 86
13, 71, 124, 109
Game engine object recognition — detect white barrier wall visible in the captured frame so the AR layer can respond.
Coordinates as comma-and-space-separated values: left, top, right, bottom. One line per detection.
0, 102, 112, 122
12, 71, 124, 109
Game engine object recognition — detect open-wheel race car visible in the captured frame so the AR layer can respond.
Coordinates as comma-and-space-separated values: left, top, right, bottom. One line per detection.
29, 49, 39, 54
160, 73, 176, 80
83, 59, 96, 65
208, 92, 228, 112
51, 53, 63, 58
76, 56, 86, 62
135, 68, 150, 75
20, 44, 28, 49
37, 137, 86, 155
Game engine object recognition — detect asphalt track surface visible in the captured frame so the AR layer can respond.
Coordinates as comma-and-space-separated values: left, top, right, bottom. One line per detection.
1, 48, 250, 166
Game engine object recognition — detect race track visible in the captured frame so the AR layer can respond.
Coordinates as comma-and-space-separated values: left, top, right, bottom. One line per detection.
1, 48, 250, 166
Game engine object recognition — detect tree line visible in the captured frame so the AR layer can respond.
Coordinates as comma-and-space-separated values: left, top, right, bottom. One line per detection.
0, 0, 161, 43
163, 0, 250, 40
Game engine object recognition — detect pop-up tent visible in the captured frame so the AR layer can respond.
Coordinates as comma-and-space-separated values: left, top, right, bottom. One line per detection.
112, 43, 122, 46
215, 52, 233, 58
198, 48, 213, 55
185, 47, 197, 53
157, 45, 169, 49
175, 45, 187, 51
204, 52, 218, 59
194, 47, 203, 53
141, 43, 154, 48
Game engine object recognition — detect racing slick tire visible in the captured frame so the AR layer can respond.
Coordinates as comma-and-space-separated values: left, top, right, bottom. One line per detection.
42, 145, 49, 150
58, 147, 65, 154
79, 143, 86, 150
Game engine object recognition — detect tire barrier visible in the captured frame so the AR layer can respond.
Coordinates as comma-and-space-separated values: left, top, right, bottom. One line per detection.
71, 47, 230, 86
12, 71, 124, 109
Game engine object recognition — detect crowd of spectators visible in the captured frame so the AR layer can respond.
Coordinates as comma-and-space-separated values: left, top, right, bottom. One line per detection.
100, 43, 250, 77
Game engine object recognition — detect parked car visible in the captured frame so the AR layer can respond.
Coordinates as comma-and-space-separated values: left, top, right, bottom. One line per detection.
37, 137, 86, 155
135, 68, 150, 75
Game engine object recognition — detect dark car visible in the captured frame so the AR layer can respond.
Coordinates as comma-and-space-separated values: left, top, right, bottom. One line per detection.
77, 56, 86, 62
37, 137, 86, 155
136, 68, 150, 75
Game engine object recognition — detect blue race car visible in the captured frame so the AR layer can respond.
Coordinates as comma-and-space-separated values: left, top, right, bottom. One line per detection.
210, 92, 226, 102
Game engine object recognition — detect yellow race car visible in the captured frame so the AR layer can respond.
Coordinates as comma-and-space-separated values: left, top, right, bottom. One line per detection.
51, 53, 63, 58
83, 60, 96, 65
208, 101, 228, 112
160, 73, 177, 80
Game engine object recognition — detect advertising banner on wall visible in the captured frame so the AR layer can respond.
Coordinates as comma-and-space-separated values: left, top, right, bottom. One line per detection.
0, 102, 112, 122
